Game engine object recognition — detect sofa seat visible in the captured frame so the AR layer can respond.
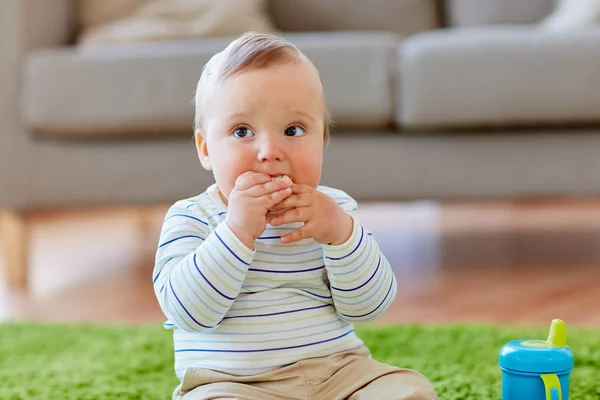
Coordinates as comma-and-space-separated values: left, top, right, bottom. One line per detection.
398, 27, 600, 129
22, 31, 401, 139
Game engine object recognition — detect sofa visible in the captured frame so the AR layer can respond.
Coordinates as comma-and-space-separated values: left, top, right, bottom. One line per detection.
2, 0, 600, 289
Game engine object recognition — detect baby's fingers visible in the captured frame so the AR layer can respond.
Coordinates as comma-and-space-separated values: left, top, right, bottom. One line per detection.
235, 172, 272, 191
270, 193, 312, 211
246, 178, 293, 198
263, 187, 293, 208
280, 223, 311, 244
269, 206, 310, 226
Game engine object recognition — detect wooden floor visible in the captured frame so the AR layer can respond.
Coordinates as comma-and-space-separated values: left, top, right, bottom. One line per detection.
2, 198, 600, 328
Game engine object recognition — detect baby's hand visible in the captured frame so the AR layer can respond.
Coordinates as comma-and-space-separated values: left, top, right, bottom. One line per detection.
268, 184, 353, 245
226, 172, 293, 250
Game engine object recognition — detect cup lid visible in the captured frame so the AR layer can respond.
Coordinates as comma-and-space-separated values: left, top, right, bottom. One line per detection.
499, 339, 574, 373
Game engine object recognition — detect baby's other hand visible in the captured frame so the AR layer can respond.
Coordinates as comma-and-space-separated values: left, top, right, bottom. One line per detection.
268, 184, 353, 245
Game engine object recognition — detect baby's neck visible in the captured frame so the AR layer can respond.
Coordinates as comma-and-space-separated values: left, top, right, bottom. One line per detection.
217, 187, 229, 206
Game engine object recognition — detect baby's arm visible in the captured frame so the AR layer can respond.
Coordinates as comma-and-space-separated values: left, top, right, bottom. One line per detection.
152, 203, 254, 331
322, 198, 397, 323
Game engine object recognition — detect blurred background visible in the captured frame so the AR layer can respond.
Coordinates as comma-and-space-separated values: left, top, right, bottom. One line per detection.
1, 0, 600, 328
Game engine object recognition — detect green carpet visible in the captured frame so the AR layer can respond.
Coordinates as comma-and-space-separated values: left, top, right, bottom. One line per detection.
0, 322, 598, 399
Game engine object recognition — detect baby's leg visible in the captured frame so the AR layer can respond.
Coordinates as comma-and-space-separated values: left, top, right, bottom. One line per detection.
178, 381, 283, 400
303, 347, 438, 400
173, 364, 307, 400
346, 369, 439, 400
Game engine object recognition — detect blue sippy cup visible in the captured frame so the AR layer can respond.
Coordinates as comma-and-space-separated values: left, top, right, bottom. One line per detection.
499, 319, 574, 400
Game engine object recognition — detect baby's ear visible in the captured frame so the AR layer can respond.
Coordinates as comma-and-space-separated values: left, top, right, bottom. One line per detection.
194, 130, 212, 171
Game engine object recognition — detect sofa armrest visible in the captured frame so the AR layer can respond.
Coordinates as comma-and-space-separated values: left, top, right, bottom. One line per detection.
0, 0, 76, 209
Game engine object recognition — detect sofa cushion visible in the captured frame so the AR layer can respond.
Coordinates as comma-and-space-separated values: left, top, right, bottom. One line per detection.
77, 0, 278, 46
541, 0, 600, 30
268, 0, 441, 36
446, 0, 555, 26
22, 32, 400, 138
397, 27, 600, 129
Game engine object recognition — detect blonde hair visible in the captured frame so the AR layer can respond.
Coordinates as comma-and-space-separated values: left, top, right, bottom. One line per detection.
193, 32, 331, 143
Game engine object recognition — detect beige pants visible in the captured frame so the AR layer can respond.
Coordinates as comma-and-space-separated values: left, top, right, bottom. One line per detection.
173, 347, 438, 400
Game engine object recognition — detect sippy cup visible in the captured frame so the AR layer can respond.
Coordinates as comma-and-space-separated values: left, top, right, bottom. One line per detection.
499, 319, 574, 400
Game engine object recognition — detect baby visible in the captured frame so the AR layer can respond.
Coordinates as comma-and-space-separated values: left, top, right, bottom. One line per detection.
153, 31, 438, 400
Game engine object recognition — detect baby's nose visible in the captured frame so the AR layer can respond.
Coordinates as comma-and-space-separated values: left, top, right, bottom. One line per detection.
257, 139, 284, 162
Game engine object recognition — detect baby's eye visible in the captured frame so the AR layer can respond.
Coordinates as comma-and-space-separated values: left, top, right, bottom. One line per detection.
233, 127, 254, 138
284, 126, 305, 137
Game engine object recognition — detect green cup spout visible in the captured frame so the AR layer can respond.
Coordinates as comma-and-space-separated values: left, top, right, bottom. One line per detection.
547, 319, 568, 347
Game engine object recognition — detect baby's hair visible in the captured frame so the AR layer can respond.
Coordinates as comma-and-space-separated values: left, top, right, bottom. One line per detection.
194, 31, 331, 143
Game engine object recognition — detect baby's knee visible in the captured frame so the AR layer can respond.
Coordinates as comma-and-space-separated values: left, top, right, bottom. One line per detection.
397, 378, 439, 400
350, 369, 438, 400
404, 387, 439, 400
402, 370, 439, 400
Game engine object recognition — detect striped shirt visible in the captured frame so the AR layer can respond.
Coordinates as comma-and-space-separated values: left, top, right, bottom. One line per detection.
153, 183, 397, 379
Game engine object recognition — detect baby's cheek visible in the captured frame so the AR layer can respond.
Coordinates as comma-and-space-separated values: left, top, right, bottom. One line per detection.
213, 162, 243, 197
225, 152, 252, 180
298, 153, 323, 187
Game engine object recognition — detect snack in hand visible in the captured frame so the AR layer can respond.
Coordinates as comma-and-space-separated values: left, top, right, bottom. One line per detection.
272, 175, 293, 184
268, 175, 293, 216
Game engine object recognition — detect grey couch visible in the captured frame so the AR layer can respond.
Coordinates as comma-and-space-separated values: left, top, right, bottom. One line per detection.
2, 0, 600, 289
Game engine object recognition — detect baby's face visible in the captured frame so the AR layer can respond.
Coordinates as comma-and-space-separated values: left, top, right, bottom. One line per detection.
198, 60, 326, 202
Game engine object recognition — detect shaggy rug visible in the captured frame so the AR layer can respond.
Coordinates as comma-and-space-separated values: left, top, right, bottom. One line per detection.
0, 322, 598, 399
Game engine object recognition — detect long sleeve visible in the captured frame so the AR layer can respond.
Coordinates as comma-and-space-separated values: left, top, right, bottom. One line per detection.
152, 203, 255, 332
321, 202, 397, 323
